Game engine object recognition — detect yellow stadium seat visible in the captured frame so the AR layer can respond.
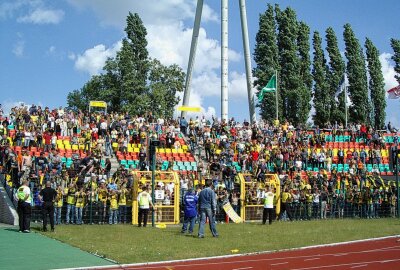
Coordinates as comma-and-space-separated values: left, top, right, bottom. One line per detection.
182, 145, 188, 151
72, 145, 79, 151
65, 145, 71, 150
134, 148, 140, 153
177, 148, 184, 154
127, 147, 133, 153
165, 148, 172, 154
172, 149, 178, 154
215, 149, 222, 155
112, 142, 118, 148
158, 148, 165, 154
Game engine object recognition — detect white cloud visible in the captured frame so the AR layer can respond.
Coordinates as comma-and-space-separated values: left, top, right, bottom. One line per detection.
68, 0, 250, 118
379, 52, 398, 91
12, 33, 25, 57
67, 0, 217, 27
17, 8, 64, 24
74, 41, 122, 75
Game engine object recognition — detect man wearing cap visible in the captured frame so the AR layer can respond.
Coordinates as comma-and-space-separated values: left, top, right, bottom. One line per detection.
16, 180, 32, 233
39, 181, 57, 231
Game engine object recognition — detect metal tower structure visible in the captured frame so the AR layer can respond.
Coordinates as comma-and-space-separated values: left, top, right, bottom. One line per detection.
181, 0, 256, 123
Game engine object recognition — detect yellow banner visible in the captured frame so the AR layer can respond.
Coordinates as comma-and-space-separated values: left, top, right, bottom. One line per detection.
177, 106, 201, 112
223, 202, 243, 223
89, 101, 107, 108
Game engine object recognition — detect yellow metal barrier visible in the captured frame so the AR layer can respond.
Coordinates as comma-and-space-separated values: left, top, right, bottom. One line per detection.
239, 173, 281, 222
132, 171, 180, 225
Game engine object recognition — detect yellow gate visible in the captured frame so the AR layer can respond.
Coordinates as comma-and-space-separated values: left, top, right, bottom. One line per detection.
239, 173, 281, 222
132, 171, 180, 225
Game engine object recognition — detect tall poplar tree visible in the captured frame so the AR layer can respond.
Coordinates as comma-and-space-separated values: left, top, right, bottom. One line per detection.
343, 23, 370, 125
277, 7, 301, 124
297, 22, 312, 124
365, 38, 386, 129
325, 27, 345, 124
253, 4, 279, 122
312, 31, 330, 126
391, 38, 400, 84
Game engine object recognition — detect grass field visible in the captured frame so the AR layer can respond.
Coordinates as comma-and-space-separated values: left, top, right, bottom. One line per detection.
40, 219, 400, 264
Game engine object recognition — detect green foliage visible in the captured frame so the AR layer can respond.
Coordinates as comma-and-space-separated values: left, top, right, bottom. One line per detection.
312, 31, 330, 126
148, 59, 185, 118
365, 38, 386, 129
343, 24, 371, 125
67, 13, 184, 117
277, 7, 302, 124
253, 4, 280, 122
391, 38, 400, 85
325, 27, 346, 125
297, 21, 312, 124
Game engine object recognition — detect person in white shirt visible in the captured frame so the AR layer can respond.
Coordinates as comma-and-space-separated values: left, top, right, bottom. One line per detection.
16, 180, 32, 233
262, 186, 275, 225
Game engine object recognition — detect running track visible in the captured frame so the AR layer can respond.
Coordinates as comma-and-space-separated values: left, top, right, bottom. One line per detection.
85, 236, 400, 270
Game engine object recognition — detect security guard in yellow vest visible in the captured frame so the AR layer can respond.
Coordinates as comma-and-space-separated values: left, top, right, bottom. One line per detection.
16, 180, 32, 233
98, 182, 108, 224
66, 183, 76, 224
137, 186, 155, 227
262, 186, 275, 225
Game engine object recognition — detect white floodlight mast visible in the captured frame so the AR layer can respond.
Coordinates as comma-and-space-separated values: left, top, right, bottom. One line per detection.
181, 0, 255, 123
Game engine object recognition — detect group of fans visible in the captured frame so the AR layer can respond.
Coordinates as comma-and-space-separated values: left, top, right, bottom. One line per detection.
0, 103, 399, 227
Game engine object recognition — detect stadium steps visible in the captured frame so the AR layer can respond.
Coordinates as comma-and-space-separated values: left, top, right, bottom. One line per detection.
0, 175, 19, 226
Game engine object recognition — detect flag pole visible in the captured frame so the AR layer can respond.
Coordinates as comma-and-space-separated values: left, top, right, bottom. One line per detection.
275, 70, 279, 121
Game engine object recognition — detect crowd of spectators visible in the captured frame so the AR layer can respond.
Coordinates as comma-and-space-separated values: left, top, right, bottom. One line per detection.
0, 103, 398, 225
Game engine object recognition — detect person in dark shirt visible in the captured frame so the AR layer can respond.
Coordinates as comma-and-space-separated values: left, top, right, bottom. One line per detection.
39, 181, 57, 232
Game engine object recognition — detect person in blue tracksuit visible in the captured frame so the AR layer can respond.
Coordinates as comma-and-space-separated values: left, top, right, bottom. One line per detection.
181, 188, 198, 234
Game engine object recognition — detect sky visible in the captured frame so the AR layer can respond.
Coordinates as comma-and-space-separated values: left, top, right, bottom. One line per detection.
0, 0, 399, 126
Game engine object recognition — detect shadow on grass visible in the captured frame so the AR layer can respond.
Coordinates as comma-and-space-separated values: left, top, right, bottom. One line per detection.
4, 228, 20, 233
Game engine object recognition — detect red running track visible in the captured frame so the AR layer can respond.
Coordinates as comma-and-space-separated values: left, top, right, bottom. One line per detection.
90, 236, 400, 270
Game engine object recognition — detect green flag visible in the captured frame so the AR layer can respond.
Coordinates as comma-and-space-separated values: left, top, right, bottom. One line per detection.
258, 74, 277, 101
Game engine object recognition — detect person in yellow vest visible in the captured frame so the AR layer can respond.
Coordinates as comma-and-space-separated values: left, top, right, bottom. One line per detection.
54, 185, 64, 225
137, 185, 155, 227
262, 186, 275, 225
305, 188, 313, 220
16, 179, 32, 233
65, 182, 76, 224
118, 184, 128, 224
126, 188, 133, 224
75, 187, 86, 225
98, 181, 108, 224
278, 188, 293, 221
109, 190, 119, 224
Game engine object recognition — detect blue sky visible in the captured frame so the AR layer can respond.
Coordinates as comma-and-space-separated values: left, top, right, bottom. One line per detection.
0, 0, 399, 126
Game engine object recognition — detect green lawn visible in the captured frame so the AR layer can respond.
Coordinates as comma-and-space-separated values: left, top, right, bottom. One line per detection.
41, 219, 400, 264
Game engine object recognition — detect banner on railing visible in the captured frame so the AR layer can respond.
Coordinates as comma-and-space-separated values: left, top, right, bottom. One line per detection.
223, 202, 243, 223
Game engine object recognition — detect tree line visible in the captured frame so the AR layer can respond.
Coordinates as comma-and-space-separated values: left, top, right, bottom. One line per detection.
67, 12, 185, 119
254, 4, 400, 129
